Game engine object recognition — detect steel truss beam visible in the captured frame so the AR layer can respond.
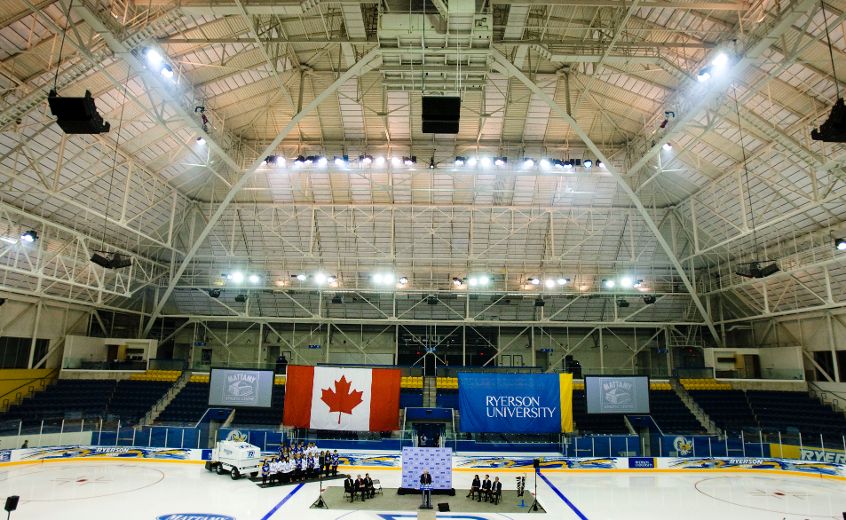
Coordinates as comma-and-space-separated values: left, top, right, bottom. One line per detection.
140, 48, 383, 336
490, 50, 722, 346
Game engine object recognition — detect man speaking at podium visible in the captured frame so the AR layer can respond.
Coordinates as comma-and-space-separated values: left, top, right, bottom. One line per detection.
419, 469, 433, 509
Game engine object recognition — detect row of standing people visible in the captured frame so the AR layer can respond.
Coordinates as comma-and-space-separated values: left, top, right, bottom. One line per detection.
261, 443, 340, 486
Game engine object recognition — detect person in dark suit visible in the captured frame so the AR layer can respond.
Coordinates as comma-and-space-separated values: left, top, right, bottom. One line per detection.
467, 474, 481, 500
481, 474, 492, 502
491, 476, 503, 504
364, 473, 375, 498
420, 469, 433, 508
355, 475, 367, 501
318, 450, 326, 476
344, 475, 355, 502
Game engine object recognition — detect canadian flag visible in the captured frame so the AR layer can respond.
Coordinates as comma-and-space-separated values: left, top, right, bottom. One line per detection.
283, 365, 401, 431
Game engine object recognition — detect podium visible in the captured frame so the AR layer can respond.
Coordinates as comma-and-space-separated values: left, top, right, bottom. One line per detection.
419, 484, 432, 509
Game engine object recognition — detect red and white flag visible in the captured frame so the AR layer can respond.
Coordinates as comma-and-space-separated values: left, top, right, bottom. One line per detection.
283, 365, 401, 431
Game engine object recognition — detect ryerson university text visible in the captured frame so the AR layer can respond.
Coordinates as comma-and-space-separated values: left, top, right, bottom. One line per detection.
484, 395, 557, 418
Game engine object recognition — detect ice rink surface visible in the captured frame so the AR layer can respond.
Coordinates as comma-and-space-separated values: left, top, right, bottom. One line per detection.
1, 460, 846, 520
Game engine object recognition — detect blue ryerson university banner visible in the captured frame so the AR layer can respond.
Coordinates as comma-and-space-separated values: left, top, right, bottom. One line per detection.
458, 373, 573, 433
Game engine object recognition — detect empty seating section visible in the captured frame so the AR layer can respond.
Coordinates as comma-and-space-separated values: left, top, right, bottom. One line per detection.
686, 389, 755, 432
157, 382, 210, 424
107, 380, 172, 422
435, 377, 459, 409
5, 376, 174, 425
5, 379, 115, 426
401, 376, 423, 389
399, 390, 423, 408
680, 379, 732, 391
745, 390, 846, 438
649, 390, 703, 433
572, 390, 629, 434
129, 370, 181, 382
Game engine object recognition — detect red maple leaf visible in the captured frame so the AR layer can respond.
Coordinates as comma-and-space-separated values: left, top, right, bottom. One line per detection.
320, 375, 364, 424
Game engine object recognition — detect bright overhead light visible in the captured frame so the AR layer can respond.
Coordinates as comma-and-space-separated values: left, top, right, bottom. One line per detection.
544, 279, 556, 288
597, 160, 604, 168
633, 279, 644, 288
620, 276, 633, 288
528, 277, 540, 286
248, 274, 260, 284
712, 52, 729, 69
360, 154, 373, 165
372, 273, 384, 284
479, 275, 490, 286
327, 275, 337, 284
836, 238, 846, 251
494, 156, 507, 166
398, 276, 409, 285
539, 159, 551, 169
467, 157, 478, 167
390, 156, 402, 167
375, 156, 385, 166
696, 67, 712, 82
196, 136, 206, 145
583, 159, 593, 168
334, 156, 346, 166
20, 230, 37, 243
468, 277, 479, 286
557, 278, 569, 285
160, 64, 174, 79
382, 273, 395, 284
403, 156, 416, 166
452, 277, 463, 287
603, 279, 615, 288
144, 48, 163, 67
229, 271, 245, 284
317, 156, 328, 167
662, 142, 673, 151
522, 158, 535, 168
480, 157, 492, 168
294, 155, 306, 165
296, 273, 307, 281
314, 272, 327, 284
454, 156, 466, 167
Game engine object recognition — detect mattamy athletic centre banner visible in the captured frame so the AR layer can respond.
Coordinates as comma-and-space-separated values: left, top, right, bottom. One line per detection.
458, 373, 573, 433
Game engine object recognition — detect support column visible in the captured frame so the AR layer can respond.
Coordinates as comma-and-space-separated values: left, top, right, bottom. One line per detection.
27, 301, 43, 368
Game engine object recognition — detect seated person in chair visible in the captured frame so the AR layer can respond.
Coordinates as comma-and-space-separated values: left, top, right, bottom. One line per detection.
364, 473, 375, 498
481, 475, 492, 502
491, 476, 502, 504
354, 474, 367, 501
467, 474, 481, 500
344, 475, 355, 502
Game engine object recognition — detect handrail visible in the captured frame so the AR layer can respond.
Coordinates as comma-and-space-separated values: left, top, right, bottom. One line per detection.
0, 368, 60, 404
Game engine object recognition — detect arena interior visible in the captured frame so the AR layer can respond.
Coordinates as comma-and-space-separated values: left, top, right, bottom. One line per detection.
2, 0, 846, 518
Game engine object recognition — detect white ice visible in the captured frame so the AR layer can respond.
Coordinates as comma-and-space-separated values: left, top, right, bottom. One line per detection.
1, 460, 845, 520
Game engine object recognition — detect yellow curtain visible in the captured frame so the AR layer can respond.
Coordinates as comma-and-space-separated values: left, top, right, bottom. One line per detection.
559, 373, 574, 432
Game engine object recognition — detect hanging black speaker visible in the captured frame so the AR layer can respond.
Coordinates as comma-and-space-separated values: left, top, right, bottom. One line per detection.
422, 96, 460, 134
48, 89, 110, 134
5, 495, 19, 512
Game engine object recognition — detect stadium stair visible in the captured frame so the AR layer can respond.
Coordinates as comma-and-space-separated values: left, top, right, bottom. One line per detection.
141, 370, 191, 425
670, 379, 720, 434
422, 376, 437, 407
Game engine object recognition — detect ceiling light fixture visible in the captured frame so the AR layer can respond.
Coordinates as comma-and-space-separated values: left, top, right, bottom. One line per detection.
454, 156, 466, 166
836, 238, 846, 251
662, 142, 673, 151
19, 230, 37, 243
583, 159, 593, 168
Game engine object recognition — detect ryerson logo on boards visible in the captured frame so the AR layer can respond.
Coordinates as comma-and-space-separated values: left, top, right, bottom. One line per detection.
800, 449, 846, 464
600, 380, 633, 410
226, 372, 257, 401
485, 395, 557, 419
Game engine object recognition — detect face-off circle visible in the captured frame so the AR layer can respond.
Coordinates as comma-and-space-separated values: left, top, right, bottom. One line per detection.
694, 475, 844, 518
6, 464, 165, 502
